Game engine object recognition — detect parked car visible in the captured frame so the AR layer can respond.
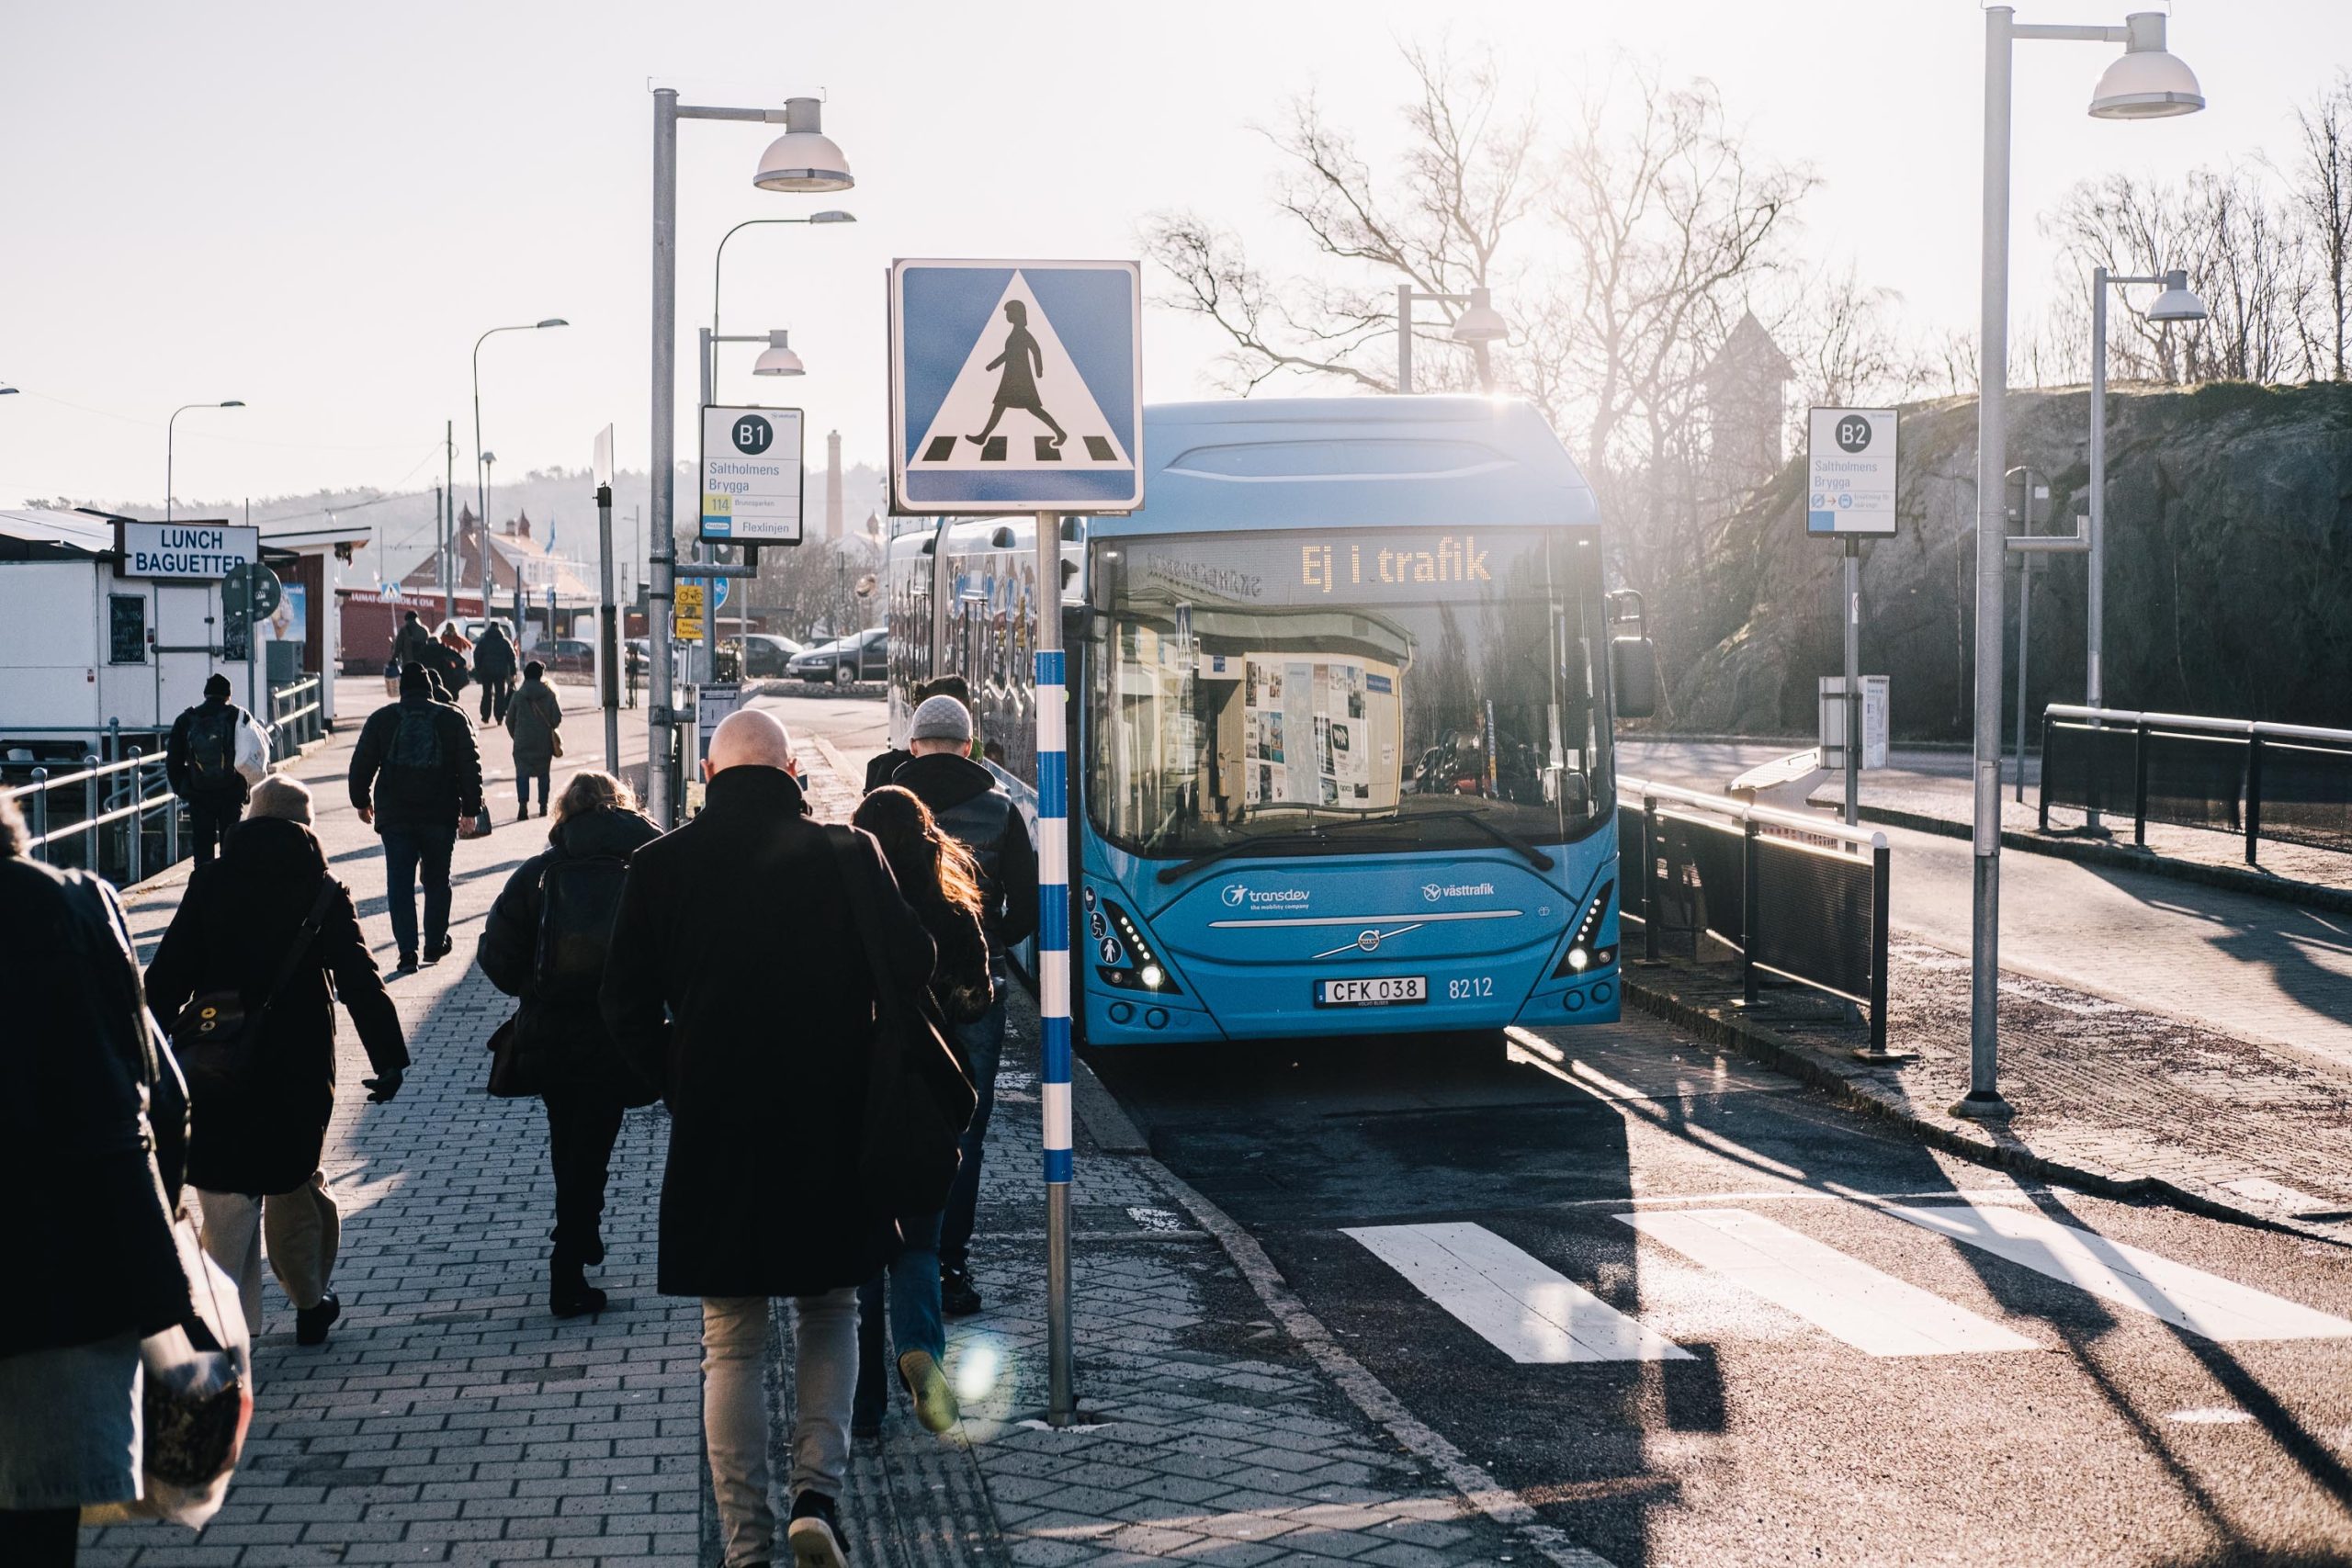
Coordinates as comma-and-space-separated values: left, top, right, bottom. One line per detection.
536, 637, 595, 675
788, 627, 888, 684
729, 633, 805, 678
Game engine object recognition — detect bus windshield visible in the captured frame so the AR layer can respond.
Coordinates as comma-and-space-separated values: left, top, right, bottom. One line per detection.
1087, 525, 1613, 863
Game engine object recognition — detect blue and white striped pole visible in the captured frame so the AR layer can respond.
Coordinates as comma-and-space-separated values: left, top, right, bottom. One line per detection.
1035, 510, 1076, 1425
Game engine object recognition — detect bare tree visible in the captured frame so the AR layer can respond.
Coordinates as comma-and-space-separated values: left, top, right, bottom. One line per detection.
2283, 70, 2352, 379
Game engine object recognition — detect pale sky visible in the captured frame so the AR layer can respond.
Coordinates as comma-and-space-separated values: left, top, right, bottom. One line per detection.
3, 0, 2342, 513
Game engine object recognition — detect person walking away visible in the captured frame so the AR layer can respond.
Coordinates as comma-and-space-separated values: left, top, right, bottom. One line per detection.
166, 672, 254, 864
505, 660, 564, 820
349, 662, 483, 972
884, 694, 1037, 1318
144, 775, 406, 1348
390, 608, 435, 671
0, 793, 195, 1566
604, 709, 934, 1568
424, 622, 472, 705
863, 673, 974, 794
846, 784, 992, 1438
478, 770, 662, 1317
474, 621, 519, 728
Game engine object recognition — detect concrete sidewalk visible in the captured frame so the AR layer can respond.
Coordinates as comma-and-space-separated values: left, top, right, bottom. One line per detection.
86, 689, 1613, 1567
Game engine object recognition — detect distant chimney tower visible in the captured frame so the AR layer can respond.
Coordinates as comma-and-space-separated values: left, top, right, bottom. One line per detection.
826, 430, 843, 542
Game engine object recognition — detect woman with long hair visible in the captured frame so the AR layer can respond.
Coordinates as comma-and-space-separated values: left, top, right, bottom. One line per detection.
848, 785, 992, 1437
477, 770, 662, 1316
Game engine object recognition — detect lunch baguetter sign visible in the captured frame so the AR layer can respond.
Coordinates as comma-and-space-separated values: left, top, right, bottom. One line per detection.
116, 522, 260, 580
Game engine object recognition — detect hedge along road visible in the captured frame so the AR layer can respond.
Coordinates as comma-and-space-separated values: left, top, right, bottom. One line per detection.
1619, 737, 2352, 1082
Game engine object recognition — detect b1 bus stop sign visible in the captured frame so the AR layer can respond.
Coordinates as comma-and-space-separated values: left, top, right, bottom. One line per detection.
889, 259, 1144, 515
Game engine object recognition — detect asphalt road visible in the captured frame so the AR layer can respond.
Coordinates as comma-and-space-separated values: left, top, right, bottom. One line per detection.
1092, 1016, 2352, 1567
1620, 739, 2352, 1081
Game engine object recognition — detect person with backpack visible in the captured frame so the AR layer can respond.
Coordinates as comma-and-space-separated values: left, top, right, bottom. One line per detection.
601, 709, 940, 1568
476, 770, 662, 1317
390, 609, 435, 671
144, 775, 406, 1349
504, 659, 565, 820
847, 784, 993, 1440
347, 662, 484, 973
883, 694, 1038, 1318
166, 672, 255, 864
472, 621, 518, 727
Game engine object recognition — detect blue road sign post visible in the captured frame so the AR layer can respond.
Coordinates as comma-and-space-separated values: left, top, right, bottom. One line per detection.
890, 258, 1142, 1427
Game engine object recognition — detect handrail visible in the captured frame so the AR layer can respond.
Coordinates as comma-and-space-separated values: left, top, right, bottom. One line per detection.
1619, 773, 1888, 853
2045, 704, 2352, 748
1, 750, 161, 804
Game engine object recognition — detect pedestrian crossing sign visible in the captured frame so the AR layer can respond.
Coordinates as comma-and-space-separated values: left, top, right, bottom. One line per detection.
889, 258, 1144, 515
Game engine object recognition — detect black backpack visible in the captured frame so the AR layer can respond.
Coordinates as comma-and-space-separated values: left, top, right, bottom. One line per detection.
386, 706, 445, 773
534, 853, 631, 1007
187, 705, 238, 790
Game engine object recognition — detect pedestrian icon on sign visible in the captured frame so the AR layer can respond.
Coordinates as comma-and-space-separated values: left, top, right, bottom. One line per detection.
967, 301, 1069, 451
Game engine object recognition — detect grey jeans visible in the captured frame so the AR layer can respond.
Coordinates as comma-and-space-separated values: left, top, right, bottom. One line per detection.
195, 1173, 340, 1337
701, 1289, 858, 1567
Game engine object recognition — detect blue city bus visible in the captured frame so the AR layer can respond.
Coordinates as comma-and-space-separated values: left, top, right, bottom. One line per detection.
883, 395, 1654, 1047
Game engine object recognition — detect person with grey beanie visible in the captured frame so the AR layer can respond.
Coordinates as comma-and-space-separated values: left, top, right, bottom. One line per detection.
876, 692, 1037, 1318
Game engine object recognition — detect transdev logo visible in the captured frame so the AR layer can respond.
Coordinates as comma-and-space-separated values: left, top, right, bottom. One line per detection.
1422, 881, 1498, 903
1222, 883, 1309, 909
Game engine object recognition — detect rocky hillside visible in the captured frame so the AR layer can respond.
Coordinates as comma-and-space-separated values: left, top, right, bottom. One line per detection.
1661, 381, 2352, 740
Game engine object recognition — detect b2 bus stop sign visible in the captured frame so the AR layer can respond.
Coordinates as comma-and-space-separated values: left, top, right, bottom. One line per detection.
889, 259, 1144, 514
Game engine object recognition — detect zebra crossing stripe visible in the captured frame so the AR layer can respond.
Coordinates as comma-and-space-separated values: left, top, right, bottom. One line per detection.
1343, 1222, 1690, 1364
1885, 1203, 2352, 1343
1617, 1209, 2038, 1357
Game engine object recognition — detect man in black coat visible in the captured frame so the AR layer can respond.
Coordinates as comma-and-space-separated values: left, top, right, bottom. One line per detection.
473, 622, 518, 727
603, 708, 931, 1568
165, 671, 254, 864
390, 610, 435, 671
348, 662, 484, 972
146, 775, 407, 1348
887, 693, 1038, 1317
862, 673, 972, 793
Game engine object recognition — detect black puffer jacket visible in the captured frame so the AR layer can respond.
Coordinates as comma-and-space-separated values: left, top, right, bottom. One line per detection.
478, 805, 664, 1104
348, 689, 485, 831
145, 818, 409, 1197
891, 752, 1039, 959
2, 854, 193, 1355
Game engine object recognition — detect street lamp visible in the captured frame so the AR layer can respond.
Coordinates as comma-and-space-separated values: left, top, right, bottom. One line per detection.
710, 210, 854, 380
1396, 284, 1509, 393
1961, 6, 2202, 1122
165, 400, 245, 522
473, 319, 569, 626
0, 384, 17, 396
647, 90, 850, 833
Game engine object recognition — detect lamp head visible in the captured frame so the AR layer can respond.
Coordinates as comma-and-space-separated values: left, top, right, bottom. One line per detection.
754, 97, 854, 193
0, 385, 16, 396
1449, 286, 1509, 345
2146, 269, 2209, 322
481, 450, 497, 465
220, 400, 245, 408
753, 330, 806, 377
808, 209, 856, 224
536, 318, 569, 329
2090, 12, 2204, 119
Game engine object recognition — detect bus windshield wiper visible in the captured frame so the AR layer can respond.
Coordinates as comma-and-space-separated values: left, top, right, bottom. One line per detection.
1153, 807, 1552, 884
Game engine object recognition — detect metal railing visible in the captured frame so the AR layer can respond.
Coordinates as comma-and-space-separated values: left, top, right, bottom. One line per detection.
1, 750, 180, 885
2039, 705, 2352, 864
1619, 774, 1894, 1055
270, 676, 324, 758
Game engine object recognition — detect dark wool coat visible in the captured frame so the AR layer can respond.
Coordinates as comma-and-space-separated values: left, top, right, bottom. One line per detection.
504, 675, 564, 773
348, 690, 486, 831
478, 805, 664, 1103
1, 855, 193, 1355
600, 765, 933, 1299
146, 818, 409, 1197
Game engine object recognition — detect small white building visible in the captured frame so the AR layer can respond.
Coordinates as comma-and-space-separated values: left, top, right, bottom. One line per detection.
0, 507, 368, 762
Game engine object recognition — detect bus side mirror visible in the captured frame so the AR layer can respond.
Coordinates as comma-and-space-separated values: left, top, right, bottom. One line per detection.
1611, 636, 1659, 720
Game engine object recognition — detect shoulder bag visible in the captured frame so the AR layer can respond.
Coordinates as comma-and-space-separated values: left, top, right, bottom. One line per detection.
823, 825, 977, 1221
171, 877, 338, 1094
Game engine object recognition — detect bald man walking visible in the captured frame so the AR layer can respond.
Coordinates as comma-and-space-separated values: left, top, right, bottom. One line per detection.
602, 711, 933, 1568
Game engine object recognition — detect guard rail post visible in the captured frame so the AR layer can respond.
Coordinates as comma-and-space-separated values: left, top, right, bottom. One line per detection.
83, 753, 99, 871
129, 749, 145, 883
2244, 731, 2264, 867
1869, 837, 1892, 1056
28, 768, 47, 861
164, 763, 179, 865
1640, 792, 1660, 964
2132, 720, 2151, 848
2037, 710, 2052, 832
1738, 814, 1760, 1008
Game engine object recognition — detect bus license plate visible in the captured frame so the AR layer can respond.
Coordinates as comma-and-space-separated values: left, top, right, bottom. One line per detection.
1317, 976, 1428, 1007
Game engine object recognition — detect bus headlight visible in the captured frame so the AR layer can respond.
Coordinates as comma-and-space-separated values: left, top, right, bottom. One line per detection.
1555, 879, 1617, 978
1094, 898, 1182, 995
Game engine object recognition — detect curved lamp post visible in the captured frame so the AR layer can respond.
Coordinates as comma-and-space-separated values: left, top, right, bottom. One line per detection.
166, 400, 245, 522
472, 319, 568, 625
